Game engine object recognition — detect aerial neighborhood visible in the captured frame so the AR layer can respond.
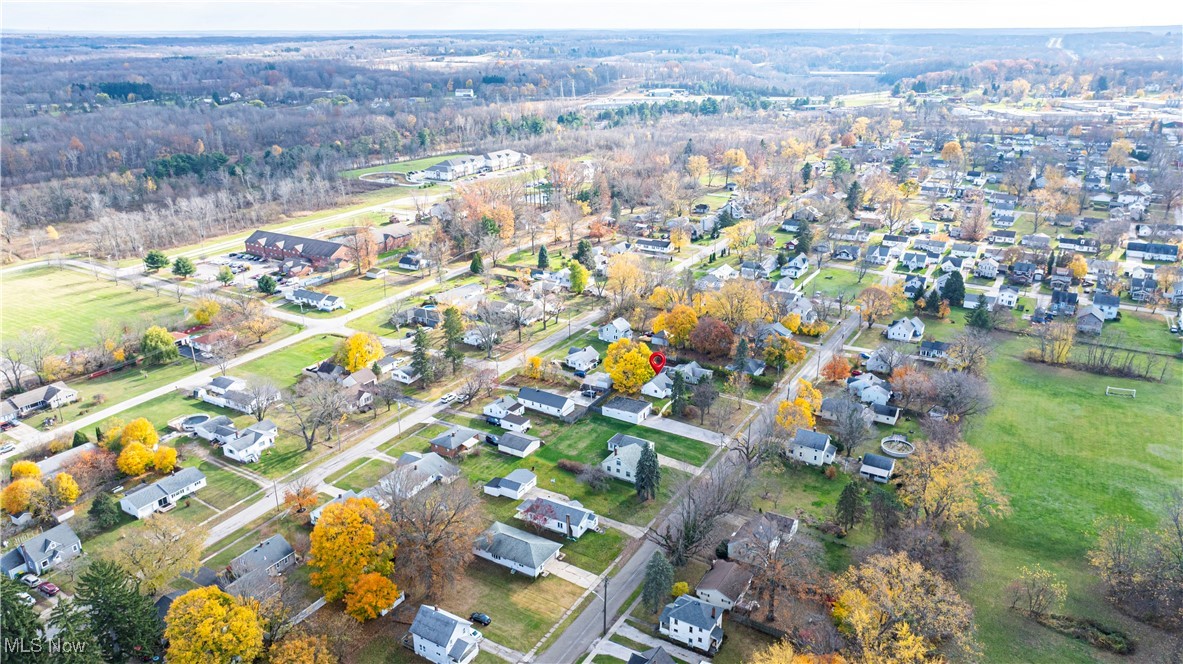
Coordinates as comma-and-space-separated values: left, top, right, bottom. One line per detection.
0, 22, 1180, 664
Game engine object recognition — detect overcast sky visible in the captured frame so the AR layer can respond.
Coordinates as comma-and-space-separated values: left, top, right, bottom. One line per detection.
3, 0, 1181, 34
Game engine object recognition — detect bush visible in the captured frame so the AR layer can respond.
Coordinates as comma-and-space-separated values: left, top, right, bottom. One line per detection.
715, 540, 730, 560
824, 465, 838, 480
557, 459, 587, 474
751, 374, 775, 389
1029, 613, 1135, 655
671, 581, 690, 598
683, 405, 700, 421
578, 466, 611, 492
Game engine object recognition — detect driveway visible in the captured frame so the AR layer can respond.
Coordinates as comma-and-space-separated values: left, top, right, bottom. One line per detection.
638, 416, 724, 446
548, 560, 599, 589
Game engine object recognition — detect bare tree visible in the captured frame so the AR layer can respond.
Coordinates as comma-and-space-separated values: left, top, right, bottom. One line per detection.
384, 480, 485, 600
285, 377, 351, 451
746, 527, 826, 623
943, 330, 995, 376
373, 379, 403, 412
929, 370, 992, 421
244, 378, 281, 422
654, 460, 750, 566
455, 368, 497, 404
731, 406, 780, 471
7, 327, 59, 386
830, 395, 870, 457
207, 333, 241, 376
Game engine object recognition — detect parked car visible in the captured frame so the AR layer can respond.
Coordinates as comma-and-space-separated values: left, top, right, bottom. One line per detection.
851, 370, 863, 376
37, 582, 60, 597
111, 485, 125, 494
581, 390, 598, 398
484, 434, 499, 445
0, 443, 16, 454
17, 593, 35, 607
1171, 325, 1180, 334
19, 575, 40, 588
859, 352, 871, 360
439, 393, 456, 404
470, 612, 492, 626
573, 370, 587, 378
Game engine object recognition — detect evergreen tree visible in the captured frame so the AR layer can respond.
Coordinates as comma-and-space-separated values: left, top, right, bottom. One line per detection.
143, 249, 169, 271
1, 576, 46, 660
470, 252, 484, 274
941, 271, 966, 307
635, 443, 661, 501
538, 245, 550, 269
734, 337, 750, 366
835, 480, 866, 532
72, 430, 89, 447
925, 288, 942, 314
846, 180, 863, 212
670, 371, 688, 416
442, 307, 465, 374
88, 492, 122, 530
171, 256, 196, 278
967, 303, 993, 329
642, 553, 675, 614
801, 161, 812, 184
611, 198, 622, 221
573, 239, 594, 269
412, 327, 434, 384
1046, 250, 1056, 275
796, 220, 812, 255
257, 274, 277, 294
76, 560, 162, 660
48, 599, 104, 664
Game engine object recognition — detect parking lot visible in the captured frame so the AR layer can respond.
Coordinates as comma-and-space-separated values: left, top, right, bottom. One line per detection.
197, 252, 301, 290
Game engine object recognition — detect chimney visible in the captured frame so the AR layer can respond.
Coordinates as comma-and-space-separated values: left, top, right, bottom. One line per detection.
711, 606, 717, 619
566, 514, 573, 538
614, 447, 618, 456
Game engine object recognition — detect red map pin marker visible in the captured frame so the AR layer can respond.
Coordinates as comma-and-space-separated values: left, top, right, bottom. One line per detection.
649, 351, 667, 374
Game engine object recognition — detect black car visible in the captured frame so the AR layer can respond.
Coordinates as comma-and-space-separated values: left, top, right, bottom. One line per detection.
470, 612, 492, 626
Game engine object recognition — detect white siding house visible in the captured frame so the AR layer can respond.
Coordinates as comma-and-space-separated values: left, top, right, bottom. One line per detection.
786, 429, 836, 467
119, 468, 207, 519
517, 387, 574, 418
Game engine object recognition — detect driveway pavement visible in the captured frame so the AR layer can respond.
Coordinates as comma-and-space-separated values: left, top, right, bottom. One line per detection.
549, 560, 599, 589
638, 416, 724, 446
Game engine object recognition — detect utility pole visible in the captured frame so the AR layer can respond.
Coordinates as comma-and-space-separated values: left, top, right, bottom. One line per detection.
601, 576, 609, 637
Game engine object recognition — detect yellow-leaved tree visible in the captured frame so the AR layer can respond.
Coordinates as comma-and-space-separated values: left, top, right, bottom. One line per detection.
154, 446, 178, 473
120, 417, 159, 449
10, 460, 41, 480
117, 442, 154, 476
896, 440, 1011, 532
652, 305, 698, 348
796, 378, 823, 412
269, 633, 338, 664
2, 478, 45, 515
165, 586, 265, 664
344, 571, 402, 622
1068, 254, 1089, 279
523, 356, 544, 380
336, 332, 383, 373
309, 497, 396, 603
52, 473, 80, 505
603, 338, 655, 395
193, 298, 221, 326
775, 399, 815, 436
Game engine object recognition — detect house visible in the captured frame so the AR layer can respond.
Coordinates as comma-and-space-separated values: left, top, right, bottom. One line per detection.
695, 559, 753, 611
865, 346, 904, 374
601, 397, 652, 425
1049, 267, 1073, 291
636, 238, 675, 255
1127, 242, 1179, 262
963, 293, 997, 310
881, 234, 910, 248
975, 257, 1000, 279
34, 443, 97, 480
497, 432, 543, 458
474, 522, 562, 578
389, 366, 422, 385
939, 256, 969, 274
430, 426, 482, 458
642, 371, 675, 399
707, 264, 740, 282
781, 253, 810, 278
192, 415, 237, 443
847, 374, 892, 406
0, 381, 79, 423
866, 244, 894, 265
515, 496, 599, 539
1076, 307, 1105, 335
220, 535, 297, 600
244, 230, 349, 269
989, 230, 1017, 244
389, 451, 461, 498
859, 453, 896, 483
902, 275, 927, 299
1009, 262, 1039, 285
1022, 233, 1052, 250
0, 524, 82, 579
1130, 277, 1158, 302
786, 429, 836, 467
564, 347, 600, 372
601, 433, 652, 483
628, 647, 678, 664
285, 288, 345, 312
222, 420, 278, 464
914, 239, 947, 255
1093, 293, 1121, 320
484, 396, 525, 422
885, 317, 925, 342
755, 322, 795, 345
1058, 236, 1100, 254
1051, 290, 1079, 315
436, 283, 486, 308
740, 256, 778, 279
421, 151, 526, 181
899, 252, 929, 271
951, 243, 981, 259
483, 469, 538, 500
119, 467, 207, 519
659, 595, 724, 654
462, 327, 498, 348
919, 340, 950, 360
518, 387, 575, 418
581, 372, 613, 394
398, 251, 431, 271
869, 403, 901, 425
599, 318, 633, 343
727, 357, 766, 376
309, 490, 360, 525
832, 244, 861, 261
998, 285, 1021, 308
408, 604, 482, 664
396, 306, 443, 328
727, 512, 799, 563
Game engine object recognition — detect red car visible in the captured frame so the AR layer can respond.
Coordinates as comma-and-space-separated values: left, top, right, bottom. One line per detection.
37, 582, 60, 597
850, 369, 863, 376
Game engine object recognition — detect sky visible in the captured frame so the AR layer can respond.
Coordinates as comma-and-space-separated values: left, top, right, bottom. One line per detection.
3, 0, 1181, 34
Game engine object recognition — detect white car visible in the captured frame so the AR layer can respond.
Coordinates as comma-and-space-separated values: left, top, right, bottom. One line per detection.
19, 575, 40, 588
439, 393, 457, 404
17, 593, 35, 607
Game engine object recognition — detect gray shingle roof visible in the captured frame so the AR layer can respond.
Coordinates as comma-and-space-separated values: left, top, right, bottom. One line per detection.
430, 426, 481, 451
120, 467, 206, 511
628, 647, 677, 664
409, 605, 472, 648
230, 534, 294, 575
792, 429, 832, 452
603, 396, 650, 414
659, 594, 722, 631
475, 522, 562, 569
518, 387, 571, 410
246, 230, 345, 259
516, 496, 596, 530
498, 432, 541, 453
696, 559, 752, 602
862, 452, 895, 471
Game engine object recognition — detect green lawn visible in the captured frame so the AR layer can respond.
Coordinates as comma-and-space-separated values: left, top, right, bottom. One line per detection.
326, 457, 396, 493
235, 334, 343, 389
1102, 312, 1180, 355
179, 458, 263, 511
547, 527, 628, 575
1, 266, 190, 351
808, 267, 867, 299
341, 153, 469, 178
963, 336, 1183, 662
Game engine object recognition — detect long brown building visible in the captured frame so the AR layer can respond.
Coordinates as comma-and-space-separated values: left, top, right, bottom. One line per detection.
244, 230, 349, 269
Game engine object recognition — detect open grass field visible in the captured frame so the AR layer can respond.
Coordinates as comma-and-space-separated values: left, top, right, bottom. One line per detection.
963, 336, 1183, 662
179, 458, 263, 511
326, 457, 396, 493
1, 266, 190, 351
808, 266, 867, 299
235, 334, 342, 388
341, 153, 469, 178
1102, 311, 1180, 355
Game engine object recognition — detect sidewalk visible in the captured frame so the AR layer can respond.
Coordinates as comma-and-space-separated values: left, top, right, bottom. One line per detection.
656, 453, 699, 474
549, 560, 599, 589
615, 623, 704, 664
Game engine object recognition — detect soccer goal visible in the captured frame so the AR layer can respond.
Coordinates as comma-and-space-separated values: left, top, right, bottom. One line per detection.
1106, 386, 1137, 398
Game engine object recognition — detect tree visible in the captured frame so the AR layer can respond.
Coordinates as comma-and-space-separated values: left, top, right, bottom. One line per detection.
941, 141, 964, 169
52, 472, 81, 505
537, 245, 550, 269
384, 480, 483, 599
143, 249, 170, 271
270, 633, 339, 664
336, 332, 383, 373
216, 265, 235, 286
2, 477, 43, 515
821, 355, 852, 382
193, 298, 220, 326
117, 442, 153, 476
1068, 253, 1088, 280
283, 479, 319, 522
442, 307, 465, 374
309, 497, 395, 602
165, 586, 264, 664
691, 382, 720, 425
655, 460, 750, 565
897, 441, 1010, 532
670, 371, 689, 416
244, 378, 281, 421
833, 552, 979, 662
687, 154, 709, 182
846, 180, 863, 212
764, 335, 806, 374
110, 513, 205, 595
469, 251, 484, 274
47, 598, 105, 664
88, 492, 122, 529
569, 261, 588, 294
1008, 564, 1067, 616
831, 395, 870, 458
171, 256, 196, 278
653, 305, 698, 348
858, 286, 895, 328
775, 399, 814, 436
286, 377, 351, 452
636, 443, 661, 501
944, 330, 994, 375
344, 572, 401, 622
966, 304, 993, 330
690, 316, 734, 357
120, 417, 159, 449
750, 640, 803, 664
76, 560, 162, 659
671, 581, 690, 598
835, 480, 866, 531
153, 446, 178, 473
941, 271, 965, 307
1, 576, 46, 661
411, 327, 434, 384
258, 274, 278, 294
642, 553, 675, 614
140, 325, 180, 365
604, 338, 655, 395
11, 459, 41, 480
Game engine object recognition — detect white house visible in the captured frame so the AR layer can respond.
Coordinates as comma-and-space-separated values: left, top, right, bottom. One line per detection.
859, 453, 896, 483
119, 467, 207, 519
869, 403, 901, 426
515, 496, 599, 539
1092, 293, 1121, 320
695, 559, 753, 611
974, 257, 1000, 279
0, 381, 79, 424
408, 605, 482, 664
193, 375, 270, 415
599, 318, 633, 343
385, 451, 460, 499
636, 238, 675, 255
865, 346, 903, 374
222, 420, 278, 464
885, 317, 925, 342
659, 595, 724, 654
285, 288, 345, 312
497, 432, 543, 458
601, 396, 652, 425
642, 371, 675, 399
786, 429, 836, 467
1127, 242, 1179, 262
564, 346, 600, 372
483, 469, 537, 500
997, 285, 1020, 308
782, 253, 810, 279
601, 433, 653, 483
847, 374, 892, 406
462, 327, 498, 347
389, 366, 422, 385
473, 522, 562, 578
517, 387, 574, 418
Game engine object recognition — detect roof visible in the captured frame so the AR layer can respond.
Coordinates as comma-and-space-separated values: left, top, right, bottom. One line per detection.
607, 433, 653, 451
697, 559, 753, 602
516, 496, 597, 529
475, 522, 562, 569
229, 534, 294, 574
1094, 293, 1120, 307
395, 451, 460, 484
35, 443, 97, 478
862, 452, 896, 471
603, 317, 632, 332
246, 230, 344, 259
485, 469, 537, 493
792, 429, 832, 452
409, 604, 473, 648
6, 382, 76, 410
120, 467, 206, 511
17, 523, 81, 563
628, 647, 678, 664
603, 396, 650, 414
498, 432, 541, 452
518, 387, 571, 410
659, 594, 722, 632
430, 426, 481, 450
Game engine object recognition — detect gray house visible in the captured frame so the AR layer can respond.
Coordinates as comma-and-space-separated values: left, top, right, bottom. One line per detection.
1, 523, 83, 578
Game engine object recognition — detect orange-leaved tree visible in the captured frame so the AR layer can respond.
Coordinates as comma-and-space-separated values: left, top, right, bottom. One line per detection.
309, 497, 395, 602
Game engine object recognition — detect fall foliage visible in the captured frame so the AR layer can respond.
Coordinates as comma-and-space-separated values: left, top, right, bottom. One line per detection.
897, 441, 1011, 532
117, 442, 154, 476
604, 338, 655, 395
652, 305, 699, 348
164, 586, 265, 664
270, 634, 339, 664
821, 355, 852, 382
153, 446, 178, 473
52, 472, 80, 505
10, 460, 41, 480
309, 498, 396, 602
343, 572, 401, 622
120, 417, 159, 449
2, 478, 45, 514
336, 332, 383, 373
